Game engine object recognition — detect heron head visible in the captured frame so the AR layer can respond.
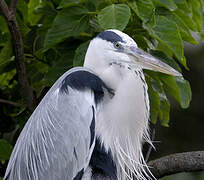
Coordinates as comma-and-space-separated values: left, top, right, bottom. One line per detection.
84, 29, 181, 77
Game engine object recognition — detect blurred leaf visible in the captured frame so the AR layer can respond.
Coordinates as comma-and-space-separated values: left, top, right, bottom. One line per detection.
146, 77, 160, 124
0, 139, 13, 160
35, 2, 57, 33
171, 13, 198, 44
174, 0, 191, 13
27, 61, 49, 92
159, 75, 191, 108
201, 11, 204, 41
0, 69, 16, 89
155, 8, 197, 44
174, 9, 196, 31
0, 33, 10, 48
146, 15, 186, 68
58, 0, 80, 9
44, 6, 89, 48
159, 97, 170, 127
44, 52, 74, 85
16, 14, 31, 37
53, 0, 62, 6
146, 74, 171, 125
175, 77, 192, 108
73, 41, 90, 67
98, 4, 131, 31
17, 0, 28, 22
159, 75, 180, 103
156, 40, 173, 58
133, 34, 149, 50
90, 17, 103, 32
0, 16, 9, 33
189, 0, 203, 32
0, 40, 13, 68
128, 0, 155, 23
35, 1, 57, 16
153, 0, 177, 11
28, 0, 42, 25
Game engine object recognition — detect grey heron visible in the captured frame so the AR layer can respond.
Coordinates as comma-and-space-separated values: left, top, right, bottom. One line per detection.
4, 29, 181, 180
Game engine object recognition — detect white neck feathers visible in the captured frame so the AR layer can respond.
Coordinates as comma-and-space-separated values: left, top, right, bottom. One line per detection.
96, 67, 152, 180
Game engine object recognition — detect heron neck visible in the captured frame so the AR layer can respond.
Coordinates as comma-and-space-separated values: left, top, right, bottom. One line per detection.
95, 68, 151, 179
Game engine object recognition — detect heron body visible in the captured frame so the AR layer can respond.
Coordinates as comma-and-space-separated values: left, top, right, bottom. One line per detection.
4, 30, 180, 180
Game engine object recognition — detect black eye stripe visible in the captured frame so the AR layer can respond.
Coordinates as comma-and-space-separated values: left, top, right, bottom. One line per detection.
97, 31, 125, 43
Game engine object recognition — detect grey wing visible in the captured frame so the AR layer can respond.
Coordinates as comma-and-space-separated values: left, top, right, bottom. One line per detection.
4, 69, 96, 180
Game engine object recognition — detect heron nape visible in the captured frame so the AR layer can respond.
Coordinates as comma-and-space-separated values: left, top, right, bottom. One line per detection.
4, 30, 181, 180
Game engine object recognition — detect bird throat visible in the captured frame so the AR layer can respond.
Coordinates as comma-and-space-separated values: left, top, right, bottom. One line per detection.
95, 67, 152, 180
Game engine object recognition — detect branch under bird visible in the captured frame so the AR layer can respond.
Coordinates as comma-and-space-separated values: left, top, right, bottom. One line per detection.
4, 29, 181, 180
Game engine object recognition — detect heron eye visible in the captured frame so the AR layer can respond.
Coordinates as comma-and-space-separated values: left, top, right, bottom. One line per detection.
114, 42, 121, 49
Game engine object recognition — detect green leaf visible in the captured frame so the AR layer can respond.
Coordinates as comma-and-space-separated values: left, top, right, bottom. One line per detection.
133, 34, 149, 50
200, 11, 204, 41
0, 139, 13, 160
172, 13, 197, 44
35, 1, 57, 16
128, 0, 155, 23
153, 0, 177, 11
164, 11, 198, 44
175, 77, 192, 108
174, 0, 191, 12
159, 74, 180, 103
146, 74, 170, 127
53, 0, 62, 6
146, 74, 170, 126
27, 61, 49, 93
0, 40, 13, 67
58, 0, 80, 9
146, 15, 186, 68
159, 97, 170, 127
44, 6, 89, 48
155, 8, 197, 44
0, 69, 16, 88
98, 4, 131, 31
34, 1, 57, 32
16, 14, 31, 37
0, 16, 9, 33
189, 0, 203, 32
73, 41, 90, 67
174, 9, 196, 31
156, 40, 173, 58
17, 0, 28, 22
146, 77, 160, 124
44, 52, 74, 85
159, 75, 191, 108
28, 0, 42, 25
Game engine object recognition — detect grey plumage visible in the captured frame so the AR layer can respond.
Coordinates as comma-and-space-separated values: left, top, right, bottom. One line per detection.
5, 68, 97, 180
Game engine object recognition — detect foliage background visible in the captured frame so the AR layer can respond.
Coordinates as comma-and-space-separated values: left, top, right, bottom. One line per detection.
0, 0, 203, 179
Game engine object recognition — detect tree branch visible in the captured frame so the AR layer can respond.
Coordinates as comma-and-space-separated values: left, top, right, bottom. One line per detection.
0, 0, 36, 112
148, 151, 204, 179
9, 0, 18, 14
0, 0, 10, 19
0, 98, 21, 107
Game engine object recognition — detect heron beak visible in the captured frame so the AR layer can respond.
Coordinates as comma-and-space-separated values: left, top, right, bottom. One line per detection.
126, 46, 182, 77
